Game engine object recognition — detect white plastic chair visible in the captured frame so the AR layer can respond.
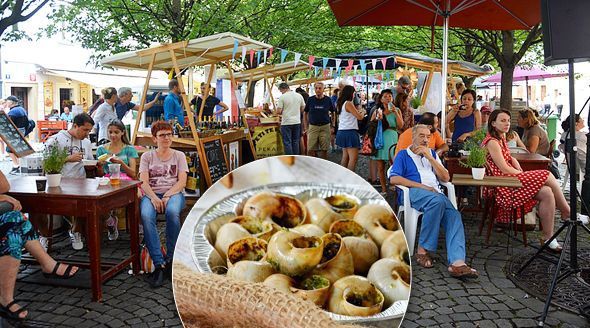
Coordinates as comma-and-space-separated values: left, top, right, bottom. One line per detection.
396, 182, 457, 255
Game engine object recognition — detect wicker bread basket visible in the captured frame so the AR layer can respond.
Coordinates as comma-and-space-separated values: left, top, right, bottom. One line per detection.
173, 263, 363, 328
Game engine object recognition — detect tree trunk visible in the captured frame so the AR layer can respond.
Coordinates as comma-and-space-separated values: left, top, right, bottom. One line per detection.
499, 31, 516, 111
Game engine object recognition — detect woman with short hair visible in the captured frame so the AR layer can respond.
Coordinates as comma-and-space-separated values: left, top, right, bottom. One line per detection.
139, 121, 187, 287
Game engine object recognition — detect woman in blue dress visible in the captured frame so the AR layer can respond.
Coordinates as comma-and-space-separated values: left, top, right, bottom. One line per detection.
370, 89, 402, 195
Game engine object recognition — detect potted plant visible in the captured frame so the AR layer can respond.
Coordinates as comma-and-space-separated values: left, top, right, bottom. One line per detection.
410, 96, 422, 110
460, 146, 487, 180
43, 146, 68, 187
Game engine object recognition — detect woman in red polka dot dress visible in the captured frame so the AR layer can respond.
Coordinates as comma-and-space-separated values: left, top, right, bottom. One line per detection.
481, 109, 570, 252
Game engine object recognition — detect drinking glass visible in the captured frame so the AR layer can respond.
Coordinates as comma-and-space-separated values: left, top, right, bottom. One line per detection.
109, 163, 121, 186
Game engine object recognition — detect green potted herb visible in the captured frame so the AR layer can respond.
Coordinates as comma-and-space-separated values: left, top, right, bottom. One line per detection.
43, 146, 68, 187
460, 146, 487, 180
410, 96, 422, 110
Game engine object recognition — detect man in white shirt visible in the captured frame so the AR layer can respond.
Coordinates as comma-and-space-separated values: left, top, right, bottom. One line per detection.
46, 113, 95, 250
276, 82, 305, 155
389, 124, 477, 279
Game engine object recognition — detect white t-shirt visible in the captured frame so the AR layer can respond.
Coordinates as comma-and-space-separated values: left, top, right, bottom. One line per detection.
406, 148, 443, 193
94, 102, 118, 141
45, 130, 93, 178
277, 91, 305, 125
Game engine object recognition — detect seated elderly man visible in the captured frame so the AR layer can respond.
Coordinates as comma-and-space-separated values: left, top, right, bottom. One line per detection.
389, 124, 478, 279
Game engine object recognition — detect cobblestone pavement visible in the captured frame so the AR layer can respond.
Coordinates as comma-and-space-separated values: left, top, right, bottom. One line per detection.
2, 154, 590, 327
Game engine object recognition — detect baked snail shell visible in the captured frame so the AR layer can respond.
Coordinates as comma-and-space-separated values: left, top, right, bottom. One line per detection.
214, 223, 251, 261
291, 224, 326, 238
305, 198, 344, 232
226, 237, 268, 267
230, 216, 275, 241
353, 204, 400, 247
367, 258, 411, 307
327, 275, 385, 317
263, 273, 331, 307
329, 219, 379, 275
227, 260, 275, 283
310, 233, 354, 284
325, 194, 360, 219
266, 230, 324, 277
243, 192, 307, 229
380, 230, 410, 265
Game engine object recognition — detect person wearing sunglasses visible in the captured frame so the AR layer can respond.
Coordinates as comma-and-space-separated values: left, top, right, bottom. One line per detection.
139, 121, 188, 287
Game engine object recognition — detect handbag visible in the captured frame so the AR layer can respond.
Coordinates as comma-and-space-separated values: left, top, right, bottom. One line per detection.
360, 134, 373, 156
374, 120, 384, 150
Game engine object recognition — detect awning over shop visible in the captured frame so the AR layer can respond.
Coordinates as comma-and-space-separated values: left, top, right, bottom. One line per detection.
43, 68, 169, 90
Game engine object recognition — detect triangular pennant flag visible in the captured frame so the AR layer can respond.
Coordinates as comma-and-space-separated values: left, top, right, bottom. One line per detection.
381, 57, 387, 69
308, 55, 315, 68
280, 49, 288, 63
353, 65, 358, 75
257, 51, 261, 65
335, 59, 342, 68
231, 39, 239, 60
329, 67, 334, 77
269, 47, 274, 60
249, 50, 255, 66
263, 49, 268, 64
314, 66, 319, 77
322, 58, 329, 70
347, 59, 354, 69
294, 53, 302, 67
386, 72, 391, 80
241, 47, 247, 65
371, 59, 377, 70
345, 65, 351, 74
359, 60, 366, 73
324, 69, 329, 78
352, 76, 356, 84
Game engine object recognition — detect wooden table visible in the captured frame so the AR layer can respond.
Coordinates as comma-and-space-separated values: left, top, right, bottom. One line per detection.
445, 153, 551, 178
452, 174, 522, 188
7, 177, 141, 302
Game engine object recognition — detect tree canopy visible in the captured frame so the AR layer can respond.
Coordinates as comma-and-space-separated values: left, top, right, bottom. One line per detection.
0, 0, 49, 41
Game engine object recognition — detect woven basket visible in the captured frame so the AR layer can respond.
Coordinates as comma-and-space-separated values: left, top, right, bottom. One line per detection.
173, 263, 363, 328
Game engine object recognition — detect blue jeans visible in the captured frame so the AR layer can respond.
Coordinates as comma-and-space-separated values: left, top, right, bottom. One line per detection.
280, 124, 301, 155
409, 188, 466, 265
140, 193, 185, 266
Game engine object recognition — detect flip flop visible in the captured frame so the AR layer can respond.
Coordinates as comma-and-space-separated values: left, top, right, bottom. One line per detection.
414, 252, 434, 268
448, 264, 479, 279
42, 262, 78, 279
0, 300, 28, 321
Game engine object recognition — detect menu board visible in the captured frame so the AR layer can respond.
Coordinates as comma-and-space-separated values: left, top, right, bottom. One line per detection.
199, 136, 229, 186
0, 112, 34, 157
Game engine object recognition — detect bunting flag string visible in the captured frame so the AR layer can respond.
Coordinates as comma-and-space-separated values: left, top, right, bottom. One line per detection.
249, 50, 255, 66
371, 59, 377, 71
263, 49, 268, 64
322, 58, 328, 70
335, 59, 342, 68
280, 49, 288, 63
231, 39, 239, 59
308, 55, 315, 68
294, 53, 302, 67
241, 46, 247, 65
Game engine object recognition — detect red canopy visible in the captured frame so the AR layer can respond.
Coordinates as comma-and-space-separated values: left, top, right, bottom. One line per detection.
328, 0, 540, 30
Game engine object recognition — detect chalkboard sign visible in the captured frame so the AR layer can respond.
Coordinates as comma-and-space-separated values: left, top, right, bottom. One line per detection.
199, 136, 229, 186
0, 112, 34, 158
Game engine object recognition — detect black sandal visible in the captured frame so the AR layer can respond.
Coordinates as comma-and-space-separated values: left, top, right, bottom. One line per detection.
0, 300, 28, 321
42, 262, 78, 279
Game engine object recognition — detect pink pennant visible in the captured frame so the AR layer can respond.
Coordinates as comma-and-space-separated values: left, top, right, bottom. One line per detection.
249, 50, 255, 66
269, 47, 274, 59
308, 55, 315, 68
381, 57, 387, 69
347, 59, 354, 69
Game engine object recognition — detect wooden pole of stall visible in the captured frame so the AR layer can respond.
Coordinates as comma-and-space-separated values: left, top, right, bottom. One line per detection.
169, 49, 201, 147
264, 75, 276, 108
198, 65, 216, 122
132, 53, 156, 145
226, 60, 257, 159
421, 68, 435, 105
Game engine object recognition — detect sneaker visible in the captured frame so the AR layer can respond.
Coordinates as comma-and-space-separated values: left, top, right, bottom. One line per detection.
145, 266, 165, 288
39, 236, 49, 251
9, 166, 20, 174
69, 231, 83, 250
106, 212, 119, 241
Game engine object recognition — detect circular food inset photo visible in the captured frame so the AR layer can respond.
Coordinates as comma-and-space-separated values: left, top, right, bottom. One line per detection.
173, 156, 410, 328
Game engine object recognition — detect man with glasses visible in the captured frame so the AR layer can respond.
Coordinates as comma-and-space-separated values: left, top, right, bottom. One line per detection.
394, 112, 448, 158
190, 83, 229, 121
389, 124, 477, 279
303, 82, 335, 159
393, 76, 413, 99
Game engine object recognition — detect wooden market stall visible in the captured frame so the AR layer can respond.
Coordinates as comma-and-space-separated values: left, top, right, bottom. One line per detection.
220, 61, 315, 158
101, 32, 272, 189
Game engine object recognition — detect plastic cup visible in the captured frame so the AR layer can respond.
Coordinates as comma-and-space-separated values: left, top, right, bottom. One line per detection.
35, 177, 47, 191
109, 163, 121, 186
